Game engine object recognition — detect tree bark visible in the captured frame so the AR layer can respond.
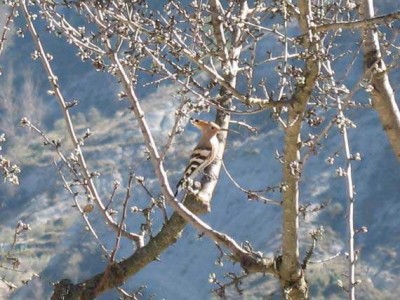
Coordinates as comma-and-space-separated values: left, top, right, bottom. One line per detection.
360, 0, 400, 159
51, 201, 204, 300
279, 0, 320, 298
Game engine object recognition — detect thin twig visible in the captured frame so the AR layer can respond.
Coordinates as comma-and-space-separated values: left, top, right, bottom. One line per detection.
339, 98, 356, 300
110, 173, 136, 262
309, 251, 342, 264
23, 120, 141, 250
116, 287, 136, 299
228, 120, 258, 134
21, 0, 141, 243
160, 100, 187, 161
314, 11, 400, 33
102, 8, 292, 109
56, 161, 109, 255
325, 59, 357, 300
302, 229, 320, 269
302, 119, 335, 165
136, 176, 169, 224
0, 4, 16, 57
8, 221, 30, 255
105, 181, 120, 210
39, 3, 105, 54
222, 160, 281, 206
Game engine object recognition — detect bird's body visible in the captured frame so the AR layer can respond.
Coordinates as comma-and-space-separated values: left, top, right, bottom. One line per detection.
175, 119, 222, 197
182, 131, 219, 180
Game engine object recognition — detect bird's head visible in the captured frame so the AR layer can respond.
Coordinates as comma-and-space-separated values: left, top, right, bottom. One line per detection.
190, 118, 221, 134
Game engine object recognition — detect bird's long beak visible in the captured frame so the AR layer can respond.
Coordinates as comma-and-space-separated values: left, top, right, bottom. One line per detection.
189, 118, 204, 126
189, 118, 218, 128
189, 118, 233, 132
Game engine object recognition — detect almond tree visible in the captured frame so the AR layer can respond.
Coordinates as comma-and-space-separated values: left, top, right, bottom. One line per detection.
1, 0, 400, 299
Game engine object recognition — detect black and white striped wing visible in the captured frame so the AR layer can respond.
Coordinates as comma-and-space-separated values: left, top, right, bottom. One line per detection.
183, 147, 212, 179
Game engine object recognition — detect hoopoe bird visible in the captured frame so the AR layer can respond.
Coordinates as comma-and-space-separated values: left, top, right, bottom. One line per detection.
175, 118, 224, 197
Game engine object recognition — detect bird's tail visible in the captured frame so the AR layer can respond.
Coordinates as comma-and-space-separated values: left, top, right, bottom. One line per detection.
174, 178, 184, 197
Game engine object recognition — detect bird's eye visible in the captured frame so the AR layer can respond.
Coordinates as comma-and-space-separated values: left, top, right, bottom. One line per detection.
211, 126, 215, 130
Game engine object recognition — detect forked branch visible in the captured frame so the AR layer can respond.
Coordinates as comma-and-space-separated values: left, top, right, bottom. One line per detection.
20, 0, 142, 244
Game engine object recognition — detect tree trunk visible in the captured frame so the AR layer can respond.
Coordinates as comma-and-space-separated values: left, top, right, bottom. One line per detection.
360, 0, 400, 159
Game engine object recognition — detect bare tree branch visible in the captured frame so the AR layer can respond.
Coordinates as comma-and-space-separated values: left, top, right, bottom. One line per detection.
0, 4, 15, 57
56, 162, 109, 255
338, 92, 357, 300
222, 160, 281, 206
279, 0, 321, 298
98, 5, 291, 109
110, 173, 135, 262
105, 27, 254, 261
360, 0, 400, 160
20, 0, 142, 244
314, 10, 400, 33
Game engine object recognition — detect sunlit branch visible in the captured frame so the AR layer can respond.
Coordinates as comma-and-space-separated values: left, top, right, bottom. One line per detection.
0, 4, 16, 57
222, 160, 281, 206
110, 173, 135, 262
21, 0, 142, 244
314, 11, 400, 33
56, 162, 109, 255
